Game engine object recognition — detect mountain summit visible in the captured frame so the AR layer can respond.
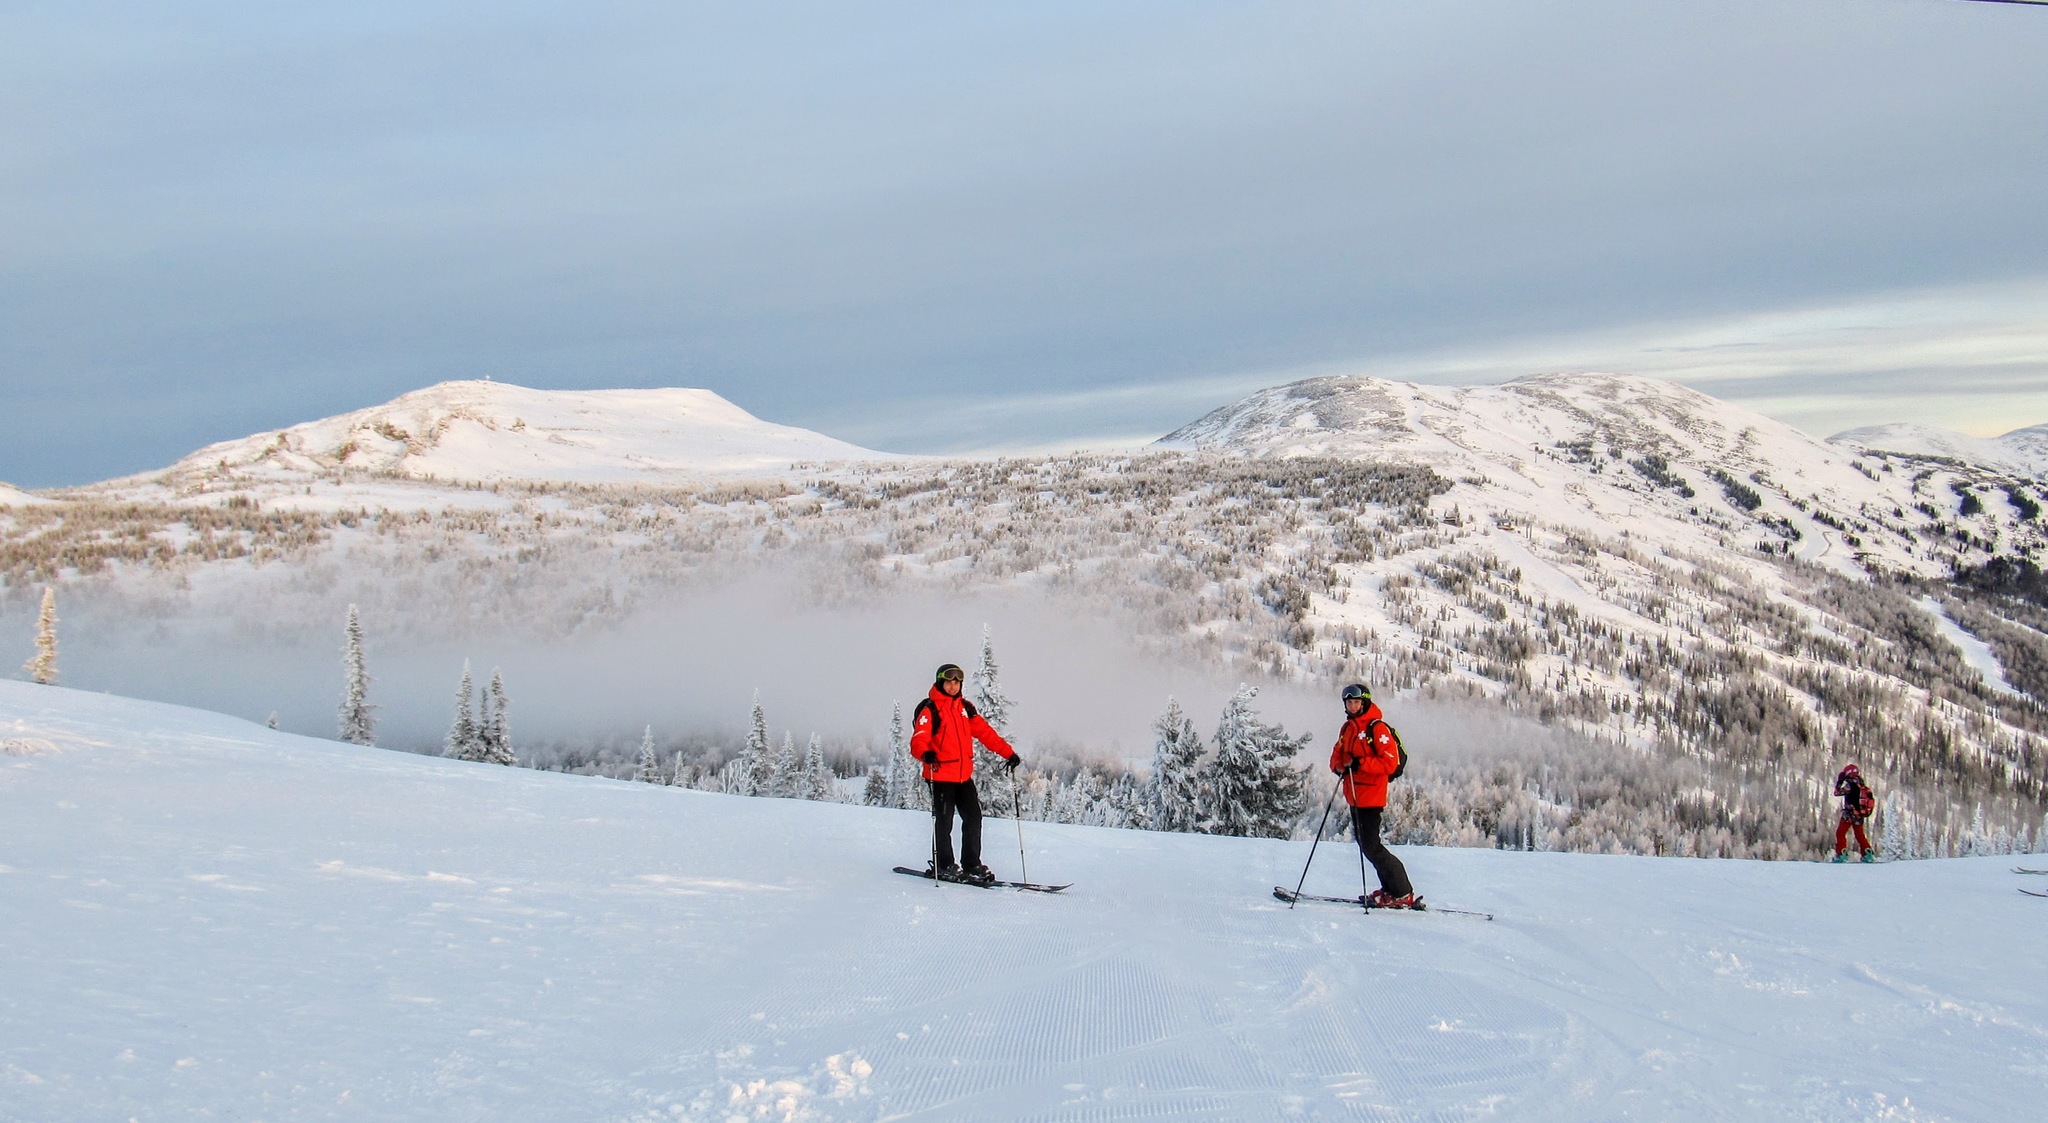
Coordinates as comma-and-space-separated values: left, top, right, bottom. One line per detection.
157, 380, 895, 486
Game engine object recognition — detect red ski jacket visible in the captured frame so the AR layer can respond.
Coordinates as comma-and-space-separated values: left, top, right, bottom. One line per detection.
909, 686, 1015, 784
1329, 703, 1400, 809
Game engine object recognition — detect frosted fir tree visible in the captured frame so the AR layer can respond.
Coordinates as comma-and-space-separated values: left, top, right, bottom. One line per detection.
1879, 791, 1907, 862
22, 585, 57, 685
884, 701, 918, 810
972, 624, 1013, 732
445, 662, 479, 759
336, 604, 376, 746
1147, 696, 1205, 833
970, 624, 1017, 795
731, 692, 770, 797
862, 760, 888, 807
803, 733, 834, 801
671, 750, 687, 787
477, 669, 516, 765
635, 726, 662, 784
1197, 684, 1308, 839
774, 732, 800, 798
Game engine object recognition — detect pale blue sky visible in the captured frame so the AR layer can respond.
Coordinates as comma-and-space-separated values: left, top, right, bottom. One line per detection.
3, 0, 2045, 486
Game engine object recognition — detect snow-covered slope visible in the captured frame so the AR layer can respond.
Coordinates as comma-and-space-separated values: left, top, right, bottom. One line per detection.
147, 380, 899, 486
0, 483, 52, 506
3, 680, 2042, 1121
1830, 421, 2048, 479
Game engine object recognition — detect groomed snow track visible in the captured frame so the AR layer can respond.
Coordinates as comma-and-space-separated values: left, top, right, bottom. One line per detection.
3, 680, 2042, 1121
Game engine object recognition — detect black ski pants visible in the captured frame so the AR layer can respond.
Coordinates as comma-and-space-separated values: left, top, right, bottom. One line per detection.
931, 779, 984, 871
1351, 806, 1413, 898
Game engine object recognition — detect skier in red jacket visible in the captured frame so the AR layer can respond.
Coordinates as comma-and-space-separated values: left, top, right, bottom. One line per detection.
1833, 763, 1876, 863
1328, 683, 1417, 908
911, 663, 1018, 885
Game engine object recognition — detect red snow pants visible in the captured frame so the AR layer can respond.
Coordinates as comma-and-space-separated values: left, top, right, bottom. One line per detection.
1835, 818, 1870, 855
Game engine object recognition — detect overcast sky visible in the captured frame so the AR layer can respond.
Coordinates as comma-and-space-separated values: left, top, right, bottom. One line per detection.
3, 0, 2045, 487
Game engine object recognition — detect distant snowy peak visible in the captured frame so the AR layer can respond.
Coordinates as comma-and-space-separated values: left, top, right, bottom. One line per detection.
1159, 372, 1812, 468
1828, 422, 2048, 480
162, 380, 899, 485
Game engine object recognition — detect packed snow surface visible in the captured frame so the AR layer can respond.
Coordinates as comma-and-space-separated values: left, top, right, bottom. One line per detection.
4, 682, 2043, 1121
147, 380, 899, 485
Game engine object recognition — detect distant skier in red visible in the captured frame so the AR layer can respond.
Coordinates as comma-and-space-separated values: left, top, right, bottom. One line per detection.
1329, 683, 1417, 908
1833, 763, 1877, 863
912, 663, 1018, 885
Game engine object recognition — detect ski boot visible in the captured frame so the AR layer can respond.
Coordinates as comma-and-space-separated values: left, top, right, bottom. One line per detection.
930, 864, 966, 883
962, 864, 998, 887
1367, 889, 1421, 909
1830, 852, 1848, 864
1861, 851, 1877, 864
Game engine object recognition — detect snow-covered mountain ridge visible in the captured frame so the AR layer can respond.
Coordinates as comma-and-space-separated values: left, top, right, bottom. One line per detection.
1831, 420, 2048, 478
144, 379, 899, 487
4, 679, 2043, 1121
1163, 372, 2041, 577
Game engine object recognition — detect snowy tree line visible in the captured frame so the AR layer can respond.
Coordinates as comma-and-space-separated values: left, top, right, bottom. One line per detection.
324, 605, 2046, 859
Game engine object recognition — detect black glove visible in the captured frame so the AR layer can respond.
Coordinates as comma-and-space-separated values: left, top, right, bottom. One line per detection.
920, 750, 938, 764
1004, 754, 1022, 771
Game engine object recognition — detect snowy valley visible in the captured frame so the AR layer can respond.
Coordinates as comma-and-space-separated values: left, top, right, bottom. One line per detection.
2, 374, 2046, 863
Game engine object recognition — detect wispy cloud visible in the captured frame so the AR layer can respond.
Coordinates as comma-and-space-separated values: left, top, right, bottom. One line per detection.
847, 277, 2048, 451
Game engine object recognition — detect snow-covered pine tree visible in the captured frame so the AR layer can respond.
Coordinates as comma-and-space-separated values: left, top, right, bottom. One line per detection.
23, 585, 57, 685
803, 733, 833, 801
774, 731, 798, 798
885, 701, 920, 809
972, 624, 1013, 732
635, 726, 661, 784
478, 668, 516, 765
1967, 803, 1987, 857
1147, 696, 1204, 833
266, 712, 279, 730
671, 750, 687, 787
337, 604, 376, 745
863, 760, 887, 806
445, 662, 479, 758
731, 692, 770, 797
1879, 791, 1907, 862
1198, 684, 1309, 839
971, 623, 1019, 800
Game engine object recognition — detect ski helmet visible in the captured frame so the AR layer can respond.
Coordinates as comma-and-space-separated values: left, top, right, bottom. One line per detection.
1341, 683, 1371, 702
935, 663, 965, 684
1840, 763, 1861, 777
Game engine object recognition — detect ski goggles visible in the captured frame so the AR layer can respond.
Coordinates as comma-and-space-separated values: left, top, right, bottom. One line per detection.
1341, 684, 1370, 702
936, 665, 965, 683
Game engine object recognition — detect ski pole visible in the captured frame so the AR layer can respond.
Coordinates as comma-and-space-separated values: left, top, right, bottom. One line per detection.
929, 777, 941, 887
1011, 762, 1029, 888
1290, 776, 1342, 909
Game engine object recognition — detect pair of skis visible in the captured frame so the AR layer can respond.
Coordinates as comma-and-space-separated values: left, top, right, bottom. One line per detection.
1273, 886, 1494, 921
892, 865, 1070, 893
2017, 867, 2048, 897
